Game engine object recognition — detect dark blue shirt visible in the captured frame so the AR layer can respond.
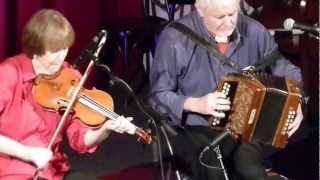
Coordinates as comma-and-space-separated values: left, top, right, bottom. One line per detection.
149, 11, 302, 126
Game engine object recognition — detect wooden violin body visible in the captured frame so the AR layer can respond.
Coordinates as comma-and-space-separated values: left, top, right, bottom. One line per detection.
34, 67, 152, 144
34, 67, 113, 126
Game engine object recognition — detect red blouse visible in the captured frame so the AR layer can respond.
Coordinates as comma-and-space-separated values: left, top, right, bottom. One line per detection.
0, 54, 97, 180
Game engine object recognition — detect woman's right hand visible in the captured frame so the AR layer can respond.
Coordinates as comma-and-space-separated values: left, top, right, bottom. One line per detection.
0, 135, 53, 169
24, 146, 53, 169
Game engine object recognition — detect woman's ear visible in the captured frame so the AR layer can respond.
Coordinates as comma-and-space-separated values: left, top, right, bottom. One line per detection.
32, 54, 38, 60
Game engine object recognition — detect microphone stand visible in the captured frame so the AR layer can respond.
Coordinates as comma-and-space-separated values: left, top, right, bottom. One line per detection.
213, 145, 229, 180
95, 63, 176, 180
160, 125, 182, 180
198, 128, 232, 180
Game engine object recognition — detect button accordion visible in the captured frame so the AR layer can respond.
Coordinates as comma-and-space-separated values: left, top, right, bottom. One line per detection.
209, 73, 302, 148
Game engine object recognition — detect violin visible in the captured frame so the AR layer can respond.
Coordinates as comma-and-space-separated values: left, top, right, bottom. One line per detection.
33, 67, 152, 144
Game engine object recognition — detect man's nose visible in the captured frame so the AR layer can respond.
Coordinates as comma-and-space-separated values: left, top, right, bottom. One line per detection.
223, 17, 233, 26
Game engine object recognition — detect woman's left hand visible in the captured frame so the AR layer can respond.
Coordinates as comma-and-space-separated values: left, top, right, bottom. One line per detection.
102, 116, 136, 135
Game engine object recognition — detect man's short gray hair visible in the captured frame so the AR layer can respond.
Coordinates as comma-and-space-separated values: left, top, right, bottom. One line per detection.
195, 0, 240, 10
195, 0, 211, 9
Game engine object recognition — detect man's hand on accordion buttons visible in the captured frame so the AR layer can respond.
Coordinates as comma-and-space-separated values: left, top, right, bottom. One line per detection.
198, 91, 231, 118
288, 104, 303, 137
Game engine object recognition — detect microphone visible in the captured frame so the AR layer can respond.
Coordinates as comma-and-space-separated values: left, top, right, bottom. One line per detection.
202, 129, 231, 152
283, 18, 320, 34
199, 129, 231, 160
73, 30, 107, 69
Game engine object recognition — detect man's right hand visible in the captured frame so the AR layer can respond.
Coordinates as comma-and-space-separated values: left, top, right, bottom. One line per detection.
184, 91, 231, 118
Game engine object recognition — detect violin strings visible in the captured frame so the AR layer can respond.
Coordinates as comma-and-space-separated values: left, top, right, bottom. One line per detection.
79, 94, 120, 120
80, 94, 117, 118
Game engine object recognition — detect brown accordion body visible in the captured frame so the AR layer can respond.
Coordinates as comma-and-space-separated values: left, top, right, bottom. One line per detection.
209, 73, 301, 148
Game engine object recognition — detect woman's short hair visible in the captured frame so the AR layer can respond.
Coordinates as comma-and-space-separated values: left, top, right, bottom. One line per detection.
22, 9, 75, 57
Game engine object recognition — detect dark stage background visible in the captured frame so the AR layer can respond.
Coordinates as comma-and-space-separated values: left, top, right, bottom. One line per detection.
0, 0, 318, 180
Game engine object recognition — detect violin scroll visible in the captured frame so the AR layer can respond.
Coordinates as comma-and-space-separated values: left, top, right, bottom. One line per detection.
135, 128, 152, 144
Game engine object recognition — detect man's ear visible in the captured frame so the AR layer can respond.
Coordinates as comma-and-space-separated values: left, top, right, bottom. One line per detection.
195, 3, 204, 17
198, 9, 204, 17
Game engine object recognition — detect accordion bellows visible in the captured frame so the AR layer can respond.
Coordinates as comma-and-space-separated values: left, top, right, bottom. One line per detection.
210, 73, 302, 148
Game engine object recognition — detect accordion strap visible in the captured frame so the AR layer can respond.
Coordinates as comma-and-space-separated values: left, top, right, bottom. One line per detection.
169, 22, 283, 73
169, 22, 242, 72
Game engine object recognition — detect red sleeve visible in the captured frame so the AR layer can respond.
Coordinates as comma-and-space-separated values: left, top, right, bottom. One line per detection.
66, 116, 98, 154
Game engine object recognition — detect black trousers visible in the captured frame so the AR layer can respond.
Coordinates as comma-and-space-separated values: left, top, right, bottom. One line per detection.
233, 142, 284, 180
166, 126, 237, 180
166, 125, 285, 180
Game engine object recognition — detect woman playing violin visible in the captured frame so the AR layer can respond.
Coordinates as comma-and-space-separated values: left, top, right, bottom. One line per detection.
0, 9, 136, 180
